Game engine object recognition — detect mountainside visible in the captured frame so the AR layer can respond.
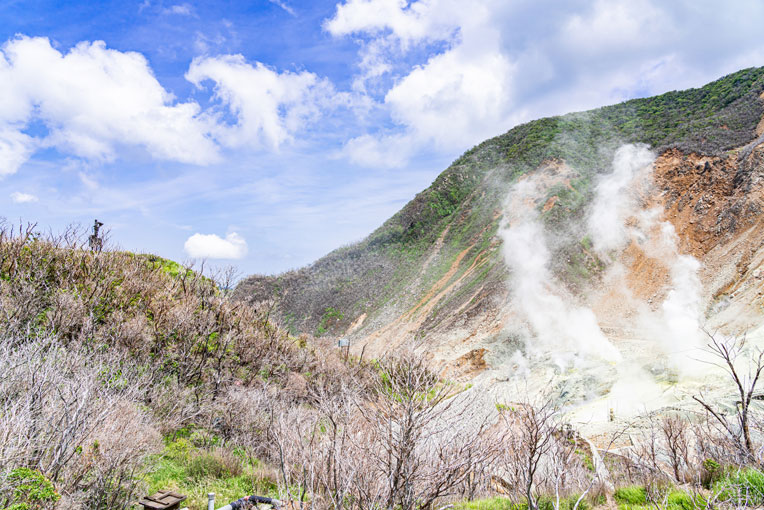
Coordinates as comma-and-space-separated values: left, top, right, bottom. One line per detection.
236, 68, 764, 421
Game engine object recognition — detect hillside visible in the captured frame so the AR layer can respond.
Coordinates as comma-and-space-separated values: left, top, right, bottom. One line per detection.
235, 67, 764, 357
0, 226, 366, 508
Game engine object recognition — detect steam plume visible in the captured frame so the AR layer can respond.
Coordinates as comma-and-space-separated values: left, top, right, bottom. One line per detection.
501, 176, 621, 365
588, 144, 654, 254
588, 144, 705, 373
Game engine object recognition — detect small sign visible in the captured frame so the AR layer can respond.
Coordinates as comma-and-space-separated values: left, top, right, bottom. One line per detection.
338, 338, 350, 348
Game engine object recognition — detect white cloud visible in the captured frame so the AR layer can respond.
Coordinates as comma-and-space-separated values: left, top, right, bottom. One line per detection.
385, 45, 514, 149
0, 129, 34, 175
342, 132, 415, 168
187, 55, 336, 149
164, 3, 194, 16
561, 0, 670, 55
184, 232, 248, 259
0, 36, 343, 175
10, 191, 38, 203
327, 0, 764, 167
268, 0, 296, 16
0, 36, 219, 173
327, 0, 517, 163
325, 0, 459, 46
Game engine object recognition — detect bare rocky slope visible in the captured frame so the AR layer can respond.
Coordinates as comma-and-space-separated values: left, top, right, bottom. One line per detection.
236, 68, 764, 424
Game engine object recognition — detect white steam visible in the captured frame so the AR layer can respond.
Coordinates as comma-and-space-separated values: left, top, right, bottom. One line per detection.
501, 176, 621, 365
500, 143, 708, 396
588, 144, 705, 373
637, 210, 705, 373
587, 143, 654, 254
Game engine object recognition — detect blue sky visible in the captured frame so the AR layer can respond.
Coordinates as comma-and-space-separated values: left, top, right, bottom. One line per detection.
2, 0, 764, 276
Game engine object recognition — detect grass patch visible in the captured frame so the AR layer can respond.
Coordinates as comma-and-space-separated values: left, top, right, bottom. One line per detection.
614, 486, 647, 505
144, 439, 279, 510
614, 486, 700, 510
714, 468, 764, 506
455, 497, 519, 510
455, 495, 589, 510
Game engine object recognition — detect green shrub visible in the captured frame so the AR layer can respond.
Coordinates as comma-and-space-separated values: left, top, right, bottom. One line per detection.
1, 468, 60, 510
164, 437, 192, 461
714, 468, 764, 506
614, 486, 647, 505
701, 458, 722, 489
666, 490, 694, 510
186, 448, 243, 480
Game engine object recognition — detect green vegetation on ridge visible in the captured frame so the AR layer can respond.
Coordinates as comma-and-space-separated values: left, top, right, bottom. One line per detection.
235, 66, 764, 340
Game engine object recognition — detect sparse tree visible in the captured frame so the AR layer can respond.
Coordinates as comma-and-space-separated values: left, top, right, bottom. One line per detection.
693, 329, 764, 461
497, 398, 557, 510
660, 415, 691, 484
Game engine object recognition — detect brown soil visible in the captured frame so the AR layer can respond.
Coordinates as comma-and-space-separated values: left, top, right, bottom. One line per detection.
356, 137, 764, 383
543, 196, 559, 212
442, 347, 487, 380
355, 241, 491, 357
620, 238, 671, 303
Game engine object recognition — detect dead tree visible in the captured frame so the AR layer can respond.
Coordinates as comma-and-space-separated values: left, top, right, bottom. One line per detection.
661, 415, 690, 484
498, 399, 557, 510
360, 352, 497, 510
692, 329, 764, 460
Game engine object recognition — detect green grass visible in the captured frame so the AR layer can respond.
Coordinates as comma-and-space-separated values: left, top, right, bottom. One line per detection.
455, 495, 591, 510
714, 468, 764, 506
455, 497, 520, 510
143, 439, 279, 510
614, 486, 647, 505
613, 486, 700, 510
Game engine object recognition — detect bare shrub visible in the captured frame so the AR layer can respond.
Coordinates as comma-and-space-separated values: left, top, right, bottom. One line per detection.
0, 336, 160, 509
503, 398, 558, 509
352, 352, 497, 510
264, 351, 498, 510
77, 401, 161, 510
693, 330, 764, 463
660, 415, 691, 484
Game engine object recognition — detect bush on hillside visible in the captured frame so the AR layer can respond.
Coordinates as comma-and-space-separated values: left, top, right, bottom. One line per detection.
0, 468, 59, 510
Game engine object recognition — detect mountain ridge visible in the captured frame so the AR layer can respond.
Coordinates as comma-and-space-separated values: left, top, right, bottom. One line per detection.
236, 67, 764, 355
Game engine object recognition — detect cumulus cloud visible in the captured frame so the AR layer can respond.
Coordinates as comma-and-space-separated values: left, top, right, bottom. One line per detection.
384, 45, 514, 149
326, 0, 764, 167
10, 191, 38, 203
0, 36, 218, 173
325, 0, 459, 45
561, 0, 670, 55
187, 55, 337, 150
327, 0, 514, 158
0, 129, 34, 175
184, 232, 248, 259
0, 36, 337, 174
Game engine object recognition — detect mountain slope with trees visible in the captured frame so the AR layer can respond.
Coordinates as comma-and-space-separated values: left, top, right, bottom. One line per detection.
235, 67, 764, 350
